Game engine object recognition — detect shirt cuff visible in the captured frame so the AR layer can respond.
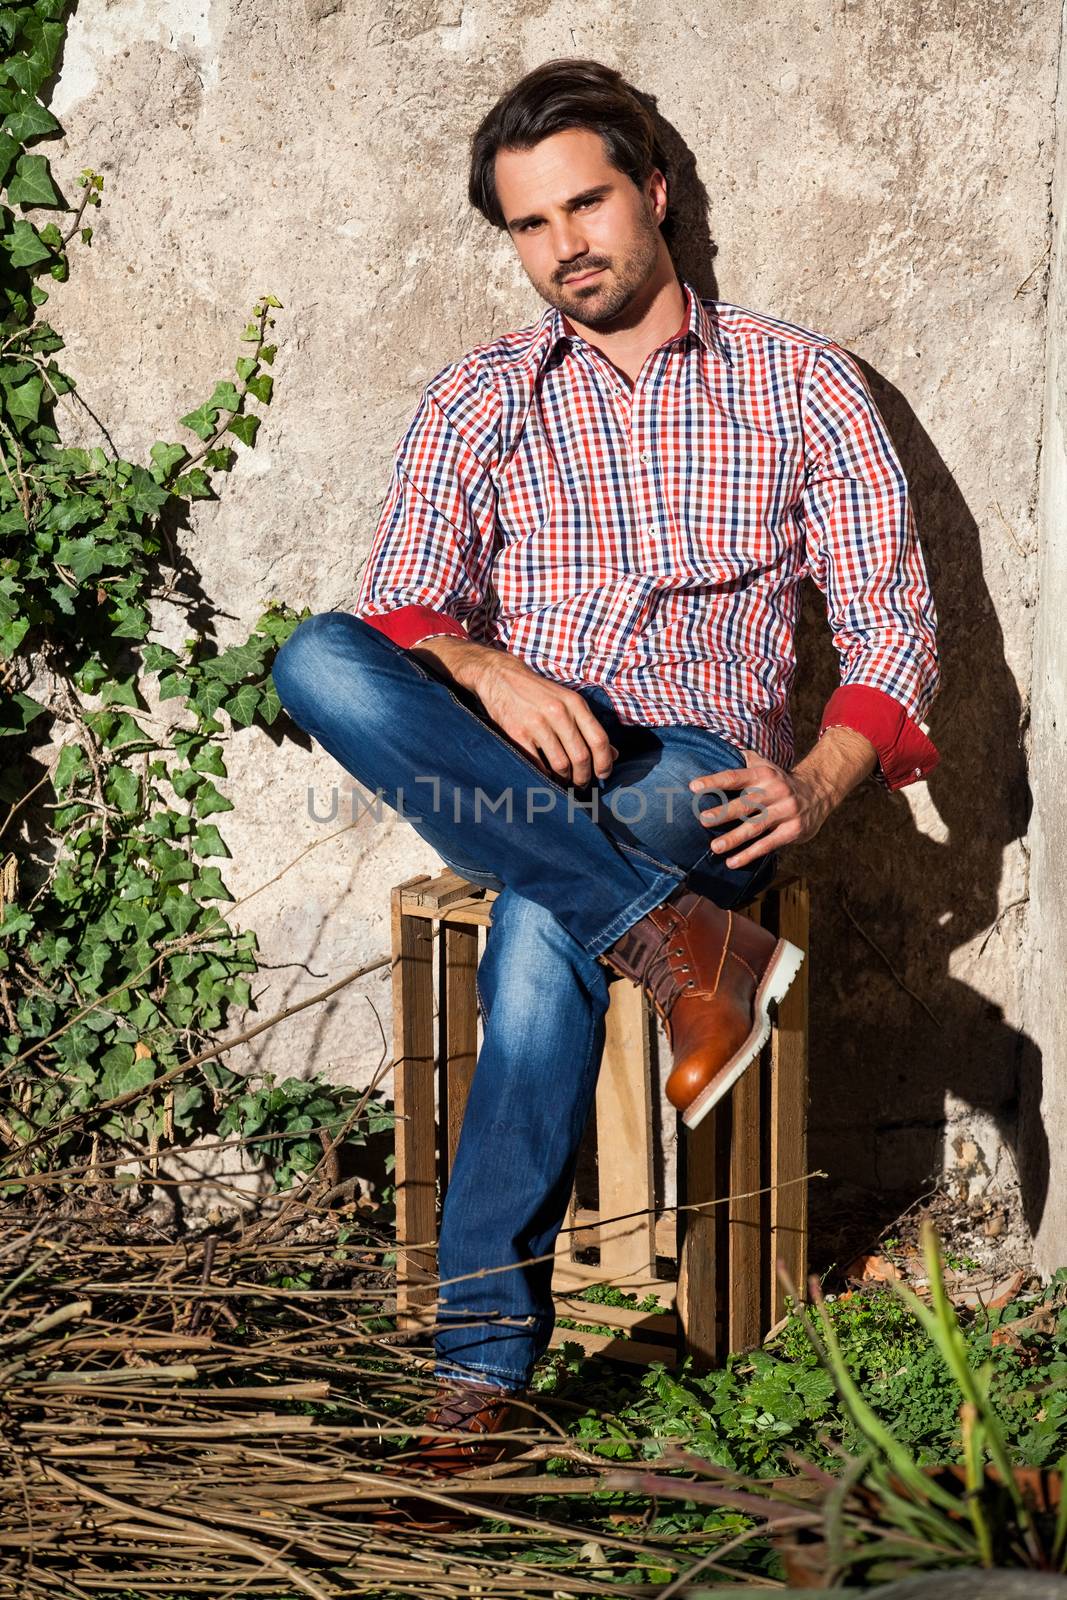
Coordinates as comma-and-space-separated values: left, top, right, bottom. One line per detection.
357, 605, 469, 650
818, 683, 941, 792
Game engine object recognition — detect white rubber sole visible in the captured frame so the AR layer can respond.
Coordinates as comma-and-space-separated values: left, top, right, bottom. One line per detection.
680, 936, 806, 1131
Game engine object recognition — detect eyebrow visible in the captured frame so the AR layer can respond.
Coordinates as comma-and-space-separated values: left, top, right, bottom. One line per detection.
505, 183, 613, 232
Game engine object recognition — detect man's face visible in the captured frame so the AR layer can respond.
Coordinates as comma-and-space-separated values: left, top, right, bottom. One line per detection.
494, 127, 667, 327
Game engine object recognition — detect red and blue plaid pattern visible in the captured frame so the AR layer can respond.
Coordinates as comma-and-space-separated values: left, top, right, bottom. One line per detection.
353, 281, 940, 790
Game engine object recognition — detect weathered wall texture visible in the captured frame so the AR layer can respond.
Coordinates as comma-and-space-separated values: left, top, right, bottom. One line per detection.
36, 0, 1065, 1255
1025, 5, 1067, 1278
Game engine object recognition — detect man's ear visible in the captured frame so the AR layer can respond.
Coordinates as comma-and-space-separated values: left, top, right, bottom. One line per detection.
646, 166, 668, 223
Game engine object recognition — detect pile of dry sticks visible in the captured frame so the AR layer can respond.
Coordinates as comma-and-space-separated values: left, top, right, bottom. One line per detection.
0, 1194, 752, 1600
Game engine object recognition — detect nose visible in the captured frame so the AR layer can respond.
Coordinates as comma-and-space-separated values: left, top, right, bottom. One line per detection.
551, 217, 589, 267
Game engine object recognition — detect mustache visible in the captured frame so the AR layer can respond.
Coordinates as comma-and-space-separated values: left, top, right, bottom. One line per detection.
559, 263, 608, 283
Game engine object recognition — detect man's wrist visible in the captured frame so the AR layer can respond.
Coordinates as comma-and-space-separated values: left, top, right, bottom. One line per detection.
409, 633, 494, 691
794, 723, 879, 808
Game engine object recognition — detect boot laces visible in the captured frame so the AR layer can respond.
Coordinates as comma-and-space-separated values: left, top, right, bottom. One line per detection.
642, 922, 686, 1027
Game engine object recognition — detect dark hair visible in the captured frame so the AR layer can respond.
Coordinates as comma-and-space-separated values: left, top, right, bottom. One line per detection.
468, 58, 673, 242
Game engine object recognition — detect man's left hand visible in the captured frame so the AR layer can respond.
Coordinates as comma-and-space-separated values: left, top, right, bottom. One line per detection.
689, 750, 834, 870
689, 725, 880, 868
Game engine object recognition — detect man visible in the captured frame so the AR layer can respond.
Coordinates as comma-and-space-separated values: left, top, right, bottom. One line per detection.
272, 57, 940, 1517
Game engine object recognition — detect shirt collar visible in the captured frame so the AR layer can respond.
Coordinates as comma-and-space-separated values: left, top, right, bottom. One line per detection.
527, 278, 730, 374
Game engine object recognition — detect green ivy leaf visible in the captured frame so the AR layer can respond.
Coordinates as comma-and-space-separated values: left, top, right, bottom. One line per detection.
101, 675, 140, 709
0, 131, 20, 188
54, 742, 87, 793
104, 764, 140, 813
208, 380, 241, 412
192, 870, 234, 904
149, 441, 187, 479
189, 744, 227, 777
178, 403, 219, 442
74, 657, 109, 693
157, 672, 191, 701
226, 413, 260, 447
125, 466, 169, 521
169, 767, 201, 799
98, 1042, 157, 1102
192, 823, 230, 859
173, 468, 213, 500
0, 691, 48, 734
246, 374, 273, 404
48, 494, 104, 533
6, 151, 62, 207
8, 218, 51, 267
256, 680, 280, 724
193, 781, 234, 818
6, 373, 43, 421
224, 683, 261, 726
142, 644, 179, 673
2, 95, 60, 142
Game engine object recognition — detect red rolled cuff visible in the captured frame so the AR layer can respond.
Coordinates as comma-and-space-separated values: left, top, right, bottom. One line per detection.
819, 683, 940, 791
356, 605, 469, 650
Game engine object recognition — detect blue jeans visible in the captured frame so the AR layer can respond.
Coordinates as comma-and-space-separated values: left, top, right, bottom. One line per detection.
272, 611, 778, 1391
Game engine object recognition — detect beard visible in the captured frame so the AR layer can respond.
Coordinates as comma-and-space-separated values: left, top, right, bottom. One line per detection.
536, 209, 663, 329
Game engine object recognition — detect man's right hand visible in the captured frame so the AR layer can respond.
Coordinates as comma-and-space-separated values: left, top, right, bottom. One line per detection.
408, 635, 618, 787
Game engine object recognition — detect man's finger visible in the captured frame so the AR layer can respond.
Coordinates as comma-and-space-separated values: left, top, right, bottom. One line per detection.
715, 819, 791, 870
572, 704, 617, 780
689, 768, 750, 791
698, 792, 767, 826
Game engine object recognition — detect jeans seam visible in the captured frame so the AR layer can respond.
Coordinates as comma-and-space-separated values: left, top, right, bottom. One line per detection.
615, 835, 690, 880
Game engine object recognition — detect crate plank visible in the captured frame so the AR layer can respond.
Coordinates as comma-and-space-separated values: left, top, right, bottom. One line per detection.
770, 876, 810, 1320
390, 877, 438, 1327
441, 920, 479, 1181
728, 898, 765, 1353
595, 978, 656, 1281
676, 1100, 726, 1368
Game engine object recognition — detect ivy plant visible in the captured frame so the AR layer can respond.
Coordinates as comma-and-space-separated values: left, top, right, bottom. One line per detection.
0, 0, 390, 1194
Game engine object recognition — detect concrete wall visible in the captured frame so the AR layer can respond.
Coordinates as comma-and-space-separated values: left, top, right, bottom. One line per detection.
1025, 4, 1067, 1278
37, 1, 1065, 1254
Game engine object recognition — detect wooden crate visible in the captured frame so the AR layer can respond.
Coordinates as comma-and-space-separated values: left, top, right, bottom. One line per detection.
390, 867, 809, 1371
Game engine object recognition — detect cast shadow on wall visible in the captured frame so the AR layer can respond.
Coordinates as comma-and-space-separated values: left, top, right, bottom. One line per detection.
650, 96, 1047, 1260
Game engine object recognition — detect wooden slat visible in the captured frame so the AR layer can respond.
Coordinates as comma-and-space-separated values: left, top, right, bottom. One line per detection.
552, 1296, 676, 1337
770, 876, 810, 1320
595, 978, 656, 1281
546, 1326, 678, 1368
676, 1100, 726, 1369
401, 891, 496, 927
441, 920, 479, 1180
390, 877, 438, 1328
406, 869, 491, 911
555, 1205, 675, 1261
553, 1255, 667, 1299
728, 895, 764, 1353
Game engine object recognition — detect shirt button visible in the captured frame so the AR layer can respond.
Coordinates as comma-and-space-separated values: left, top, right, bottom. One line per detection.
640, 451, 651, 463
914, 767, 922, 776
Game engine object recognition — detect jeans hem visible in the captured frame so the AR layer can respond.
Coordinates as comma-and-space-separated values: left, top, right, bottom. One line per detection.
585, 867, 684, 957
433, 1359, 529, 1392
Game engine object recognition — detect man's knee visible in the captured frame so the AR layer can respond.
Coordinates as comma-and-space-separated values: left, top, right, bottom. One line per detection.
272, 610, 379, 721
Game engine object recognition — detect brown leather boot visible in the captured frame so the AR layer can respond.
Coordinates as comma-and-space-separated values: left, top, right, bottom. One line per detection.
599, 883, 804, 1129
368, 1378, 523, 1531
